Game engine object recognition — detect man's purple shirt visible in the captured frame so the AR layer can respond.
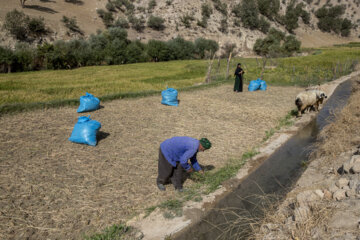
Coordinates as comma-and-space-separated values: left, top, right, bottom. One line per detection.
160, 136, 202, 171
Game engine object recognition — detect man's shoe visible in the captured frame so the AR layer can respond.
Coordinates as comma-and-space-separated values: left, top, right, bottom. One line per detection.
157, 183, 166, 191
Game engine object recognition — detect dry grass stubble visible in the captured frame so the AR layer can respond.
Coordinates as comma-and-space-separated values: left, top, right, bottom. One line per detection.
0, 83, 302, 239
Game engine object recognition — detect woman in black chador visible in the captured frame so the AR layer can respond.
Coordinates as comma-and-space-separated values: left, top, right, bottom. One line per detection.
234, 63, 245, 92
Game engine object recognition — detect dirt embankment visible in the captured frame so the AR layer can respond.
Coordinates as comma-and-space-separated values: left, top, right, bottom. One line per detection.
0, 82, 303, 239
257, 77, 360, 239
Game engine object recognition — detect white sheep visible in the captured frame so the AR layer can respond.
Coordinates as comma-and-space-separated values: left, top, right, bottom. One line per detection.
295, 90, 327, 117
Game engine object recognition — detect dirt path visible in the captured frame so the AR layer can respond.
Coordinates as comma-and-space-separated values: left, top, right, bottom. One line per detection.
0, 83, 303, 239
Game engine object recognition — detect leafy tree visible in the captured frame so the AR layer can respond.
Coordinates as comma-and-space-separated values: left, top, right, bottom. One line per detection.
253, 28, 300, 57
282, 35, 301, 56
3, 9, 29, 41
0, 46, 15, 73
167, 37, 195, 60
147, 40, 171, 61
125, 40, 147, 63
315, 5, 350, 35
284, 3, 299, 33
340, 18, 352, 36
147, 15, 165, 31
194, 38, 219, 58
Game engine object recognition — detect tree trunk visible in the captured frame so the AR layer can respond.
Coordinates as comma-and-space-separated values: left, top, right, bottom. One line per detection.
205, 53, 216, 83
20, 0, 26, 8
259, 57, 267, 80
226, 52, 232, 80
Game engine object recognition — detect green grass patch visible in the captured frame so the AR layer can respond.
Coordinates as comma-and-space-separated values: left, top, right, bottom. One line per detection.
84, 224, 131, 240
0, 46, 359, 114
263, 110, 296, 142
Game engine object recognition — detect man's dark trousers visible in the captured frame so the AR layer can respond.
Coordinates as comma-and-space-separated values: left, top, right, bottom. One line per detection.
157, 148, 183, 189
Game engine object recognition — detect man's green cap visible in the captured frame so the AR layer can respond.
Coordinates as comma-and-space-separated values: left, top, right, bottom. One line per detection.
199, 138, 211, 149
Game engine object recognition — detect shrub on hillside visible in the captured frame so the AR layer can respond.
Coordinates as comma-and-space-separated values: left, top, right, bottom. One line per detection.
239, 0, 259, 30
106, 2, 116, 12
27, 17, 47, 39
62, 16, 83, 35
211, 0, 227, 16
180, 14, 195, 28
259, 16, 270, 34
114, 17, 130, 28
97, 9, 114, 28
201, 3, 213, 19
147, 15, 165, 31
3, 9, 48, 41
219, 18, 228, 33
148, 0, 157, 12
128, 15, 145, 32
257, 0, 280, 21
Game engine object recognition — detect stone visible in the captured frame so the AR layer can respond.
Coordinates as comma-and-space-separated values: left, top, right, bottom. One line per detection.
329, 184, 339, 193
315, 189, 324, 199
351, 162, 360, 173
323, 189, 333, 199
333, 189, 347, 201
342, 185, 350, 190
294, 206, 311, 223
329, 211, 359, 229
335, 178, 349, 188
343, 155, 360, 173
346, 189, 355, 197
349, 179, 359, 189
296, 190, 321, 207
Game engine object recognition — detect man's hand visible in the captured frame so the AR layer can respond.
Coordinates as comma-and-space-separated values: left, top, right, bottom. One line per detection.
187, 168, 193, 173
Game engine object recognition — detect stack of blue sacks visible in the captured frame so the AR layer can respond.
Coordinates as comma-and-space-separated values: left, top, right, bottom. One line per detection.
69, 92, 101, 146
248, 78, 267, 91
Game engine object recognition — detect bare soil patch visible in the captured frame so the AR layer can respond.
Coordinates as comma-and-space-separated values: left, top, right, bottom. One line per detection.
0, 83, 303, 239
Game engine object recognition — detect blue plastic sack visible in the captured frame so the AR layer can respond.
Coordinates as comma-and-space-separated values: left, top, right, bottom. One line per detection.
248, 79, 261, 91
69, 116, 101, 146
248, 78, 267, 91
77, 92, 100, 113
161, 88, 179, 106
259, 79, 267, 91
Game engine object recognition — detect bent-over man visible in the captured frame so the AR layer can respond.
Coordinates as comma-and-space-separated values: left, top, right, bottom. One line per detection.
157, 136, 212, 192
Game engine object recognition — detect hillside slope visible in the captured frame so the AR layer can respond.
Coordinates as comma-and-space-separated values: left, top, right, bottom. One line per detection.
0, 0, 359, 54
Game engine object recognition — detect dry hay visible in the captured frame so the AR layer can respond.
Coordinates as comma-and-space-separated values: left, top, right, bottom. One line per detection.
0, 83, 302, 239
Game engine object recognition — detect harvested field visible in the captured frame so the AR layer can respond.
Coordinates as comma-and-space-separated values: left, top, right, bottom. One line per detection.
0, 83, 303, 239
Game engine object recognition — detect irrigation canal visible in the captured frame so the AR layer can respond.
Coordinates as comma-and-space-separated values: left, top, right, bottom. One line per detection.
174, 80, 352, 240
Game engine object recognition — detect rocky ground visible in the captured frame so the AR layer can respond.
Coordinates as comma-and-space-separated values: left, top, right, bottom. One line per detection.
257, 77, 360, 240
